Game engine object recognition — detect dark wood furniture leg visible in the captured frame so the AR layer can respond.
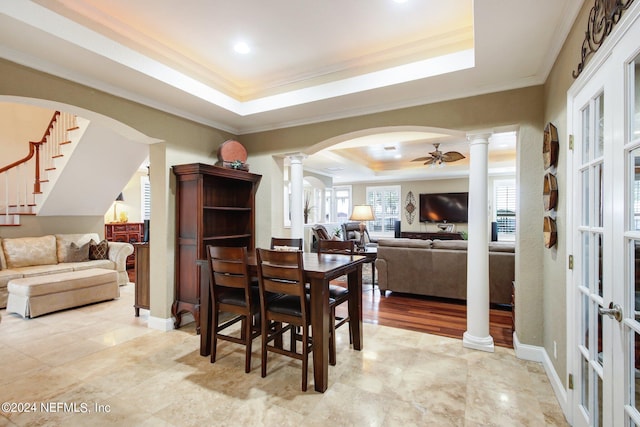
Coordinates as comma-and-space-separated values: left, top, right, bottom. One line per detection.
348, 265, 363, 350
198, 259, 212, 357
309, 276, 330, 393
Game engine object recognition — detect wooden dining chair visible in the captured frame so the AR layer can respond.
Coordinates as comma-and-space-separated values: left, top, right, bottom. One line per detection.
256, 248, 323, 391
206, 245, 261, 373
317, 239, 355, 365
270, 237, 303, 251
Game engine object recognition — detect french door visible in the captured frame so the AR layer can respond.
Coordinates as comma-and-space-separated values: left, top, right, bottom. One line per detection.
569, 8, 640, 426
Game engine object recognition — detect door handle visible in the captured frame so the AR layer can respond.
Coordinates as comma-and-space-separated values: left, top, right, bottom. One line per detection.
599, 302, 623, 322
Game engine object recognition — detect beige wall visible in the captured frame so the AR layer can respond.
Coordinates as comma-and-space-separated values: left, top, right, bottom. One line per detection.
540, 0, 592, 388
1, 44, 558, 381
0, 59, 235, 322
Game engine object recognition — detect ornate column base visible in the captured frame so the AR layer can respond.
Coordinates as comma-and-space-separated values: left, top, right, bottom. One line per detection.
463, 331, 495, 353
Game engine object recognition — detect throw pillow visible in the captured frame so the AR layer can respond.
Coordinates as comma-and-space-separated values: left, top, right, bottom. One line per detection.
89, 239, 109, 260
64, 241, 90, 262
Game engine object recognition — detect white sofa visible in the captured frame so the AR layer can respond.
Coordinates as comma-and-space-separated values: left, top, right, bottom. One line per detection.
0, 233, 133, 309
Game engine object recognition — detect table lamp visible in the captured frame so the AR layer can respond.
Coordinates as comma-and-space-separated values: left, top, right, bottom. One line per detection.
112, 192, 124, 222
349, 205, 375, 248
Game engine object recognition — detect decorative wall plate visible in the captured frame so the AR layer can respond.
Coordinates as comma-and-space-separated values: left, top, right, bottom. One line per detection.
544, 216, 557, 249
216, 140, 249, 170
405, 191, 416, 224
543, 123, 559, 169
543, 173, 558, 211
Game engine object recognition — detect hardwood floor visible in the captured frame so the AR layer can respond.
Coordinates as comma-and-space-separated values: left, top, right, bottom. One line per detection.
128, 268, 513, 349
356, 284, 513, 348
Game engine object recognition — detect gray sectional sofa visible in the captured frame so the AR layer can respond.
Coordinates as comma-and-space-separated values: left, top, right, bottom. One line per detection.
375, 238, 515, 305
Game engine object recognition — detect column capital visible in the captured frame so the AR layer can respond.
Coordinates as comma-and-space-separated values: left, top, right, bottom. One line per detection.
285, 152, 307, 164
466, 131, 492, 145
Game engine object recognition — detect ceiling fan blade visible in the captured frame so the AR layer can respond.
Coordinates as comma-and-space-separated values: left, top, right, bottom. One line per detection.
411, 156, 432, 162
422, 158, 436, 165
441, 151, 466, 162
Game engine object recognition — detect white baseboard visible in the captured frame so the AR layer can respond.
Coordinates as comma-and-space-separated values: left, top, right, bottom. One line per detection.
148, 315, 175, 331
147, 313, 195, 331
513, 332, 568, 419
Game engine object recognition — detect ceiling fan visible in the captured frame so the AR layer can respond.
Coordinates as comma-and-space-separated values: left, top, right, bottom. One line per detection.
411, 143, 465, 167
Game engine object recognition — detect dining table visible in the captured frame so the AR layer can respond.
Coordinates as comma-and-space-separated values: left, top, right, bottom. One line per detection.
198, 251, 367, 393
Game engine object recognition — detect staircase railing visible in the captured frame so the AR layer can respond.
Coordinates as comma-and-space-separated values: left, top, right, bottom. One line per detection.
0, 111, 77, 223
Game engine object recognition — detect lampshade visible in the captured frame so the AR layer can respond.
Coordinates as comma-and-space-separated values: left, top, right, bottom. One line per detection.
115, 193, 124, 202
350, 205, 375, 221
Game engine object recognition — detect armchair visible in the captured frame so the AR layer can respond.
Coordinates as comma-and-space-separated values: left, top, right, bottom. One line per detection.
341, 222, 377, 247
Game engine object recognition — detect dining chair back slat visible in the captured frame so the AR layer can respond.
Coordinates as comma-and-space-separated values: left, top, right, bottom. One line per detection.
316, 239, 354, 365
256, 248, 313, 391
206, 245, 260, 373
270, 237, 303, 250
318, 239, 355, 255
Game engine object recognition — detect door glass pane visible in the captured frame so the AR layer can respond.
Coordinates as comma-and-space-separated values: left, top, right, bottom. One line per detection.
583, 170, 591, 225
583, 105, 591, 163
598, 233, 603, 297
635, 241, 640, 319
583, 292, 591, 350
597, 305, 604, 366
596, 93, 605, 158
632, 53, 640, 140
598, 373, 603, 426
583, 232, 591, 289
632, 330, 640, 409
582, 355, 591, 414
632, 149, 640, 231
596, 164, 604, 228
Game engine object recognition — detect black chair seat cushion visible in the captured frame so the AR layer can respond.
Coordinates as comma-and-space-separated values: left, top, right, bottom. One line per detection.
217, 287, 259, 308
267, 294, 335, 317
328, 284, 348, 300
303, 284, 349, 300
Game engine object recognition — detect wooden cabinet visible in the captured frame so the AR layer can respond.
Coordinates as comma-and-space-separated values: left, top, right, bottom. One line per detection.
133, 243, 150, 316
400, 231, 464, 240
172, 163, 261, 331
105, 222, 144, 268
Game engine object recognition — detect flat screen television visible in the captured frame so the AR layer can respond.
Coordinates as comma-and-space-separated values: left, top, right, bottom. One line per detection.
419, 192, 469, 223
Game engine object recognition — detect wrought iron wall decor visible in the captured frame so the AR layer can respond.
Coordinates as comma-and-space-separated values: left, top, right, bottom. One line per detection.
405, 191, 416, 224
573, 0, 635, 78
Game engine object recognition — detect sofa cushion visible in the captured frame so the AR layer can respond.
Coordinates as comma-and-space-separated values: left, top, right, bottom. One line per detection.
378, 238, 432, 249
0, 238, 6, 270
62, 242, 91, 262
56, 233, 99, 263
431, 240, 468, 250
2, 235, 58, 268
89, 239, 110, 260
489, 242, 516, 253
67, 259, 115, 272
18, 264, 74, 277
0, 269, 23, 287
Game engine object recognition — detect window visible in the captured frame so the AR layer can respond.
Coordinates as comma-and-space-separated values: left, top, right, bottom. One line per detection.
334, 186, 352, 223
141, 175, 150, 220
366, 185, 400, 237
494, 180, 516, 241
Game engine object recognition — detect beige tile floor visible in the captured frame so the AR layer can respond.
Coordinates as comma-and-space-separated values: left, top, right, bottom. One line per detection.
0, 284, 568, 426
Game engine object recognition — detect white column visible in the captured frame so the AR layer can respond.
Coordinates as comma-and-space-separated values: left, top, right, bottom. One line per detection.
288, 154, 306, 240
463, 132, 494, 352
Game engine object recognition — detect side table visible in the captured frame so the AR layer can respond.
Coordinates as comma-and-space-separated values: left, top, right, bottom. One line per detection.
359, 246, 378, 292
133, 242, 150, 316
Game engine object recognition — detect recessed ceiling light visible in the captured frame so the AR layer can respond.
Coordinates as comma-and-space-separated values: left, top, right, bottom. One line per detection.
234, 42, 251, 54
